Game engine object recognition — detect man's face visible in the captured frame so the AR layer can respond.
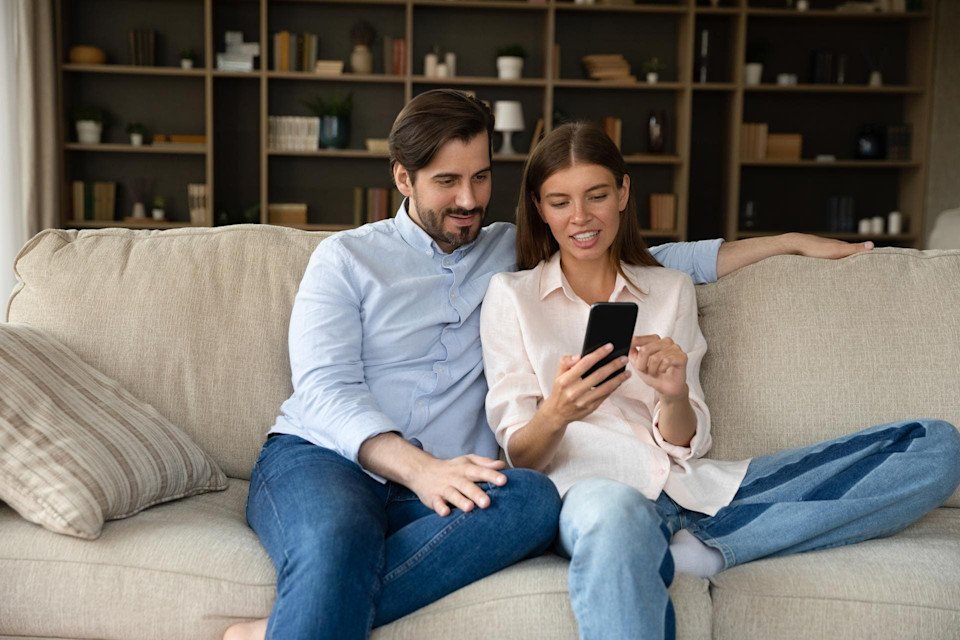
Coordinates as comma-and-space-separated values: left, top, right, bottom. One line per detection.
394, 133, 492, 253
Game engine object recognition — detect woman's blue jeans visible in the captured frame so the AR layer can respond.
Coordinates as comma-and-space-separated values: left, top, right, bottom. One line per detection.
245, 434, 561, 640
553, 419, 960, 640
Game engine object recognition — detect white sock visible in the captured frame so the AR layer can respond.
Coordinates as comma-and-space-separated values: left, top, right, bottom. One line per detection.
669, 529, 725, 578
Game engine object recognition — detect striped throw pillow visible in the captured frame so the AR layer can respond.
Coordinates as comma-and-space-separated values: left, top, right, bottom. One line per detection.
0, 322, 227, 539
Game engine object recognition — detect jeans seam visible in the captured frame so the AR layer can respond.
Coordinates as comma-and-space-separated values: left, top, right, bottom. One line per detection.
255, 463, 292, 567
380, 508, 472, 585
684, 519, 737, 569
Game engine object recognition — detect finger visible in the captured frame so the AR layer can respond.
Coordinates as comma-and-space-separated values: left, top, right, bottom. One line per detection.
565, 343, 615, 379
465, 454, 507, 472
459, 481, 492, 509
442, 487, 475, 513
581, 368, 631, 405
433, 496, 451, 517
631, 335, 661, 350
556, 355, 578, 375
584, 355, 629, 389
466, 464, 509, 486
658, 353, 686, 375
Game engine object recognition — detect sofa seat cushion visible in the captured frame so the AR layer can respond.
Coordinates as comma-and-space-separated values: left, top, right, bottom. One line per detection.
0, 479, 275, 640
0, 476, 712, 640
709, 507, 960, 640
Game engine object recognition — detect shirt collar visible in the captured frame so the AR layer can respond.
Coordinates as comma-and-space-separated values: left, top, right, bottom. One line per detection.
538, 251, 645, 302
394, 198, 477, 260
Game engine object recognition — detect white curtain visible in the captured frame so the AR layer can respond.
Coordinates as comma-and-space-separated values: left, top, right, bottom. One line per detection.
0, 1, 58, 309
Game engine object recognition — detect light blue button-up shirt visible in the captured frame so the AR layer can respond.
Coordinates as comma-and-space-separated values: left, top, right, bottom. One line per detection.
269, 202, 722, 480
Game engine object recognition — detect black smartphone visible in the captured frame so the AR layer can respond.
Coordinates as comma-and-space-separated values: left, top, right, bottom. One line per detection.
580, 302, 638, 385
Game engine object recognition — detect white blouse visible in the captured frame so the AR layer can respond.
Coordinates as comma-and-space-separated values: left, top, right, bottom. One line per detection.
480, 252, 749, 516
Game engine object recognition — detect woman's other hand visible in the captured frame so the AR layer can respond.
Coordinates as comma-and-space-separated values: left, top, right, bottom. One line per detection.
540, 344, 631, 427
629, 335, 688, 400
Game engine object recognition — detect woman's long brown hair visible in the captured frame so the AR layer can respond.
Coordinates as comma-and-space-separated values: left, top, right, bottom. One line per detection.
516, 122, 662, 283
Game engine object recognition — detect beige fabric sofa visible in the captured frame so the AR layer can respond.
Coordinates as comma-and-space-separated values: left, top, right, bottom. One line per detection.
2, 225, 959, 640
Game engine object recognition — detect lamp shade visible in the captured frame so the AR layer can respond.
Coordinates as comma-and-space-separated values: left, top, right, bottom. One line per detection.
493, 100, 525, 133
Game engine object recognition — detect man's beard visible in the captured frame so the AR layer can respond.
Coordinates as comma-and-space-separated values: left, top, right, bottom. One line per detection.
411, 196, 486, 251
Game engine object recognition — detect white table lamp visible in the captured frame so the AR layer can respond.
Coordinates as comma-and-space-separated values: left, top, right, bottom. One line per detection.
493, 100, 525, 155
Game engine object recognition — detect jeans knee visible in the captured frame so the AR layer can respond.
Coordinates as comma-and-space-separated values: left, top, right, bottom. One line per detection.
922, 420, 960, 499
561, 478, 664, 547
495, 468, 561, 545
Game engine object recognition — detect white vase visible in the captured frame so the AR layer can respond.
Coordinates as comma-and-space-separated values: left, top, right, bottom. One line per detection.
180, 59, 193, 70
129, 133, 143, 146
350, 45, 373, 74
76, 120, 102, 144
132, 202, 146, 219
496, 56, 524, 80
646, 72, 659, 84
152, 208, 165, 220
745, 62, 764, 85
868, 70, 883, 86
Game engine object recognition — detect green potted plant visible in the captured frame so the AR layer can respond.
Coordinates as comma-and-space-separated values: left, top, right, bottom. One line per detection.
642, 57, 665, 84
303, 92, 354, 149
349, 20, 376, 74
73, 106, 107, 144
152, 195, 165, 221
180, 48, 195, 70
496, 44, 526, 80
126, 122, 147, 146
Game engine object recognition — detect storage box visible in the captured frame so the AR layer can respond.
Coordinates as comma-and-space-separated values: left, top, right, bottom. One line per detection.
649, 193, 676, 231
268, 203, 307, 225
766, 133, 803, 161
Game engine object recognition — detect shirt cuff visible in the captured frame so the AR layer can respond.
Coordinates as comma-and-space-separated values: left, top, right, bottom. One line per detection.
694, 238, 724, 285
651, 405, 704, 461
338, 412, 401, 484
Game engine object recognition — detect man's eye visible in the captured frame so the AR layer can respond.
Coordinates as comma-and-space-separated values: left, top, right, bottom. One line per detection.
437, 179, 455, 186
473, 174, 488, 182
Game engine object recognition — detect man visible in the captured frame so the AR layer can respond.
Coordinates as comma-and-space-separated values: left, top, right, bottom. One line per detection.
225, 90, 872, 640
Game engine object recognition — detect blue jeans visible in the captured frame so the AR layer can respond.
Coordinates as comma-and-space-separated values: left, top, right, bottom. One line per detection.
553, 419, 960, 640
245, 434, 561, 640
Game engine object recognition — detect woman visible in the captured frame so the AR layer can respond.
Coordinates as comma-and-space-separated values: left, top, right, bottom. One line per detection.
479, 122, 960, 640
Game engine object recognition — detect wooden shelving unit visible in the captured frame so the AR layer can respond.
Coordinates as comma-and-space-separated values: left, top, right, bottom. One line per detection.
55, 0, 938, 247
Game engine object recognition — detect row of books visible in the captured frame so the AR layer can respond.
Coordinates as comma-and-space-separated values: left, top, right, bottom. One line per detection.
885, 124, 912, 160
582, 54, 634, 82
272, 32, 319, 72
268, 116, 320, 151
649, 193, 676, 231
743, 122, 911, 161
382, 37, 407, 76
72, 181, 116, 221
603, 116, 622, 150
354, 187, 403, 226
127, 29, 156, 66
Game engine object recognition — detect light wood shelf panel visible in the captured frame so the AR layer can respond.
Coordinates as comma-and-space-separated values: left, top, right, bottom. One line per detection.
744, 84, 924, 94
63, 63, 207, 77
740, 160, 921, 169
66, 143, 208, 154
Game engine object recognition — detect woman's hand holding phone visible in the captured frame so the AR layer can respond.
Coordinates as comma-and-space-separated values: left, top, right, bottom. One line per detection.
629, 335, 689, 400
541, 344, 631, 427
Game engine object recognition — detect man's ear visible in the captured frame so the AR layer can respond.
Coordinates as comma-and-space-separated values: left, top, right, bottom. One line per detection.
394, 162, 413, 197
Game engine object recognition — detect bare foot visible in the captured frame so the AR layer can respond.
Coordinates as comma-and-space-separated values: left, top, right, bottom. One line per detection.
223, 618, 267, 640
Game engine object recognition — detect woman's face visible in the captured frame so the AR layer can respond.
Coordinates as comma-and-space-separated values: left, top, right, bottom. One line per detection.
535, 162, 630, 265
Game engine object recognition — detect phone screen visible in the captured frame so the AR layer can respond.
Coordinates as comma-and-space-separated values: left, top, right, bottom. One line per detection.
580, 302, 638, 385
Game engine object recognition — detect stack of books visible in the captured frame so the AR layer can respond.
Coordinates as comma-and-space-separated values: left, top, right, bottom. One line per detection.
127, 29, 155, 66
603, 117, 622, 150
649, 194, 676, 231
581, 54, 634, 82
268, 116, 320, 151
886, 124, 912, 160
354, 188, 403, 226
740, 123, 769, 160
217, 31, 259, 72
314, 60, 344, 75
382, 37, 407, 75
188, 184, 208, 226
72, 181, 116, 222
272, 32, 320, 72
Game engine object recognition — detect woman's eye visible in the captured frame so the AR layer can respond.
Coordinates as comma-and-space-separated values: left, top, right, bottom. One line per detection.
548, 201, 568, 208
589, 194, 607, 202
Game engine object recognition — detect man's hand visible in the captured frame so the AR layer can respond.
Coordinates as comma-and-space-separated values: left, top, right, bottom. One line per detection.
408, 454, 507, 517
717, 233, 874, 279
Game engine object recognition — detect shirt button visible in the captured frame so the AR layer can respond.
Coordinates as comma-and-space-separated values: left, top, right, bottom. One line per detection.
443, 259, 451, 266
437, 367, 445, 374
417, 400, 424, 407
450, 292, 457, 299
424, 249, 431, 256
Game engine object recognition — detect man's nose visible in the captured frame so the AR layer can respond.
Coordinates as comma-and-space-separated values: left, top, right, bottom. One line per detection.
455, 182, 477, 211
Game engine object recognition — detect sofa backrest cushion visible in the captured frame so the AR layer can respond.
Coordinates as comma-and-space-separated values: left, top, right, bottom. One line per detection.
696, 248, 960, 507
7, 225, 329, 479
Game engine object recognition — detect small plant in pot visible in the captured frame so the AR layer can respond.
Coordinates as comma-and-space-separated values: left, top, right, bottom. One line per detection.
73, 106, 108, 144
303, 92, 353, 149
126, 122, 147, 146
180, 48, 195, 70
152, 195, 166, 221
496, 44, 526, 80
643, 57, 665, 84
349, 20, 376, 74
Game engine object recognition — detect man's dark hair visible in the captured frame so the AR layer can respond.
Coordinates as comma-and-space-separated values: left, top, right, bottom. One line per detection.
388, 89, 494, 184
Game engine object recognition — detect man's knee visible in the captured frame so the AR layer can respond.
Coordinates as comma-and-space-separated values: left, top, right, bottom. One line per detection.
487, 468, 561, 547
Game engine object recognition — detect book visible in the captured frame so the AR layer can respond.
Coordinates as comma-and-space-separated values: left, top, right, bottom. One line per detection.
279, 31, 289, 72
383, 36, 394, 75
392, 38, 406, 75
603, 116, 622, 150
353, 188, 365, 227
72, 181, 84, 221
